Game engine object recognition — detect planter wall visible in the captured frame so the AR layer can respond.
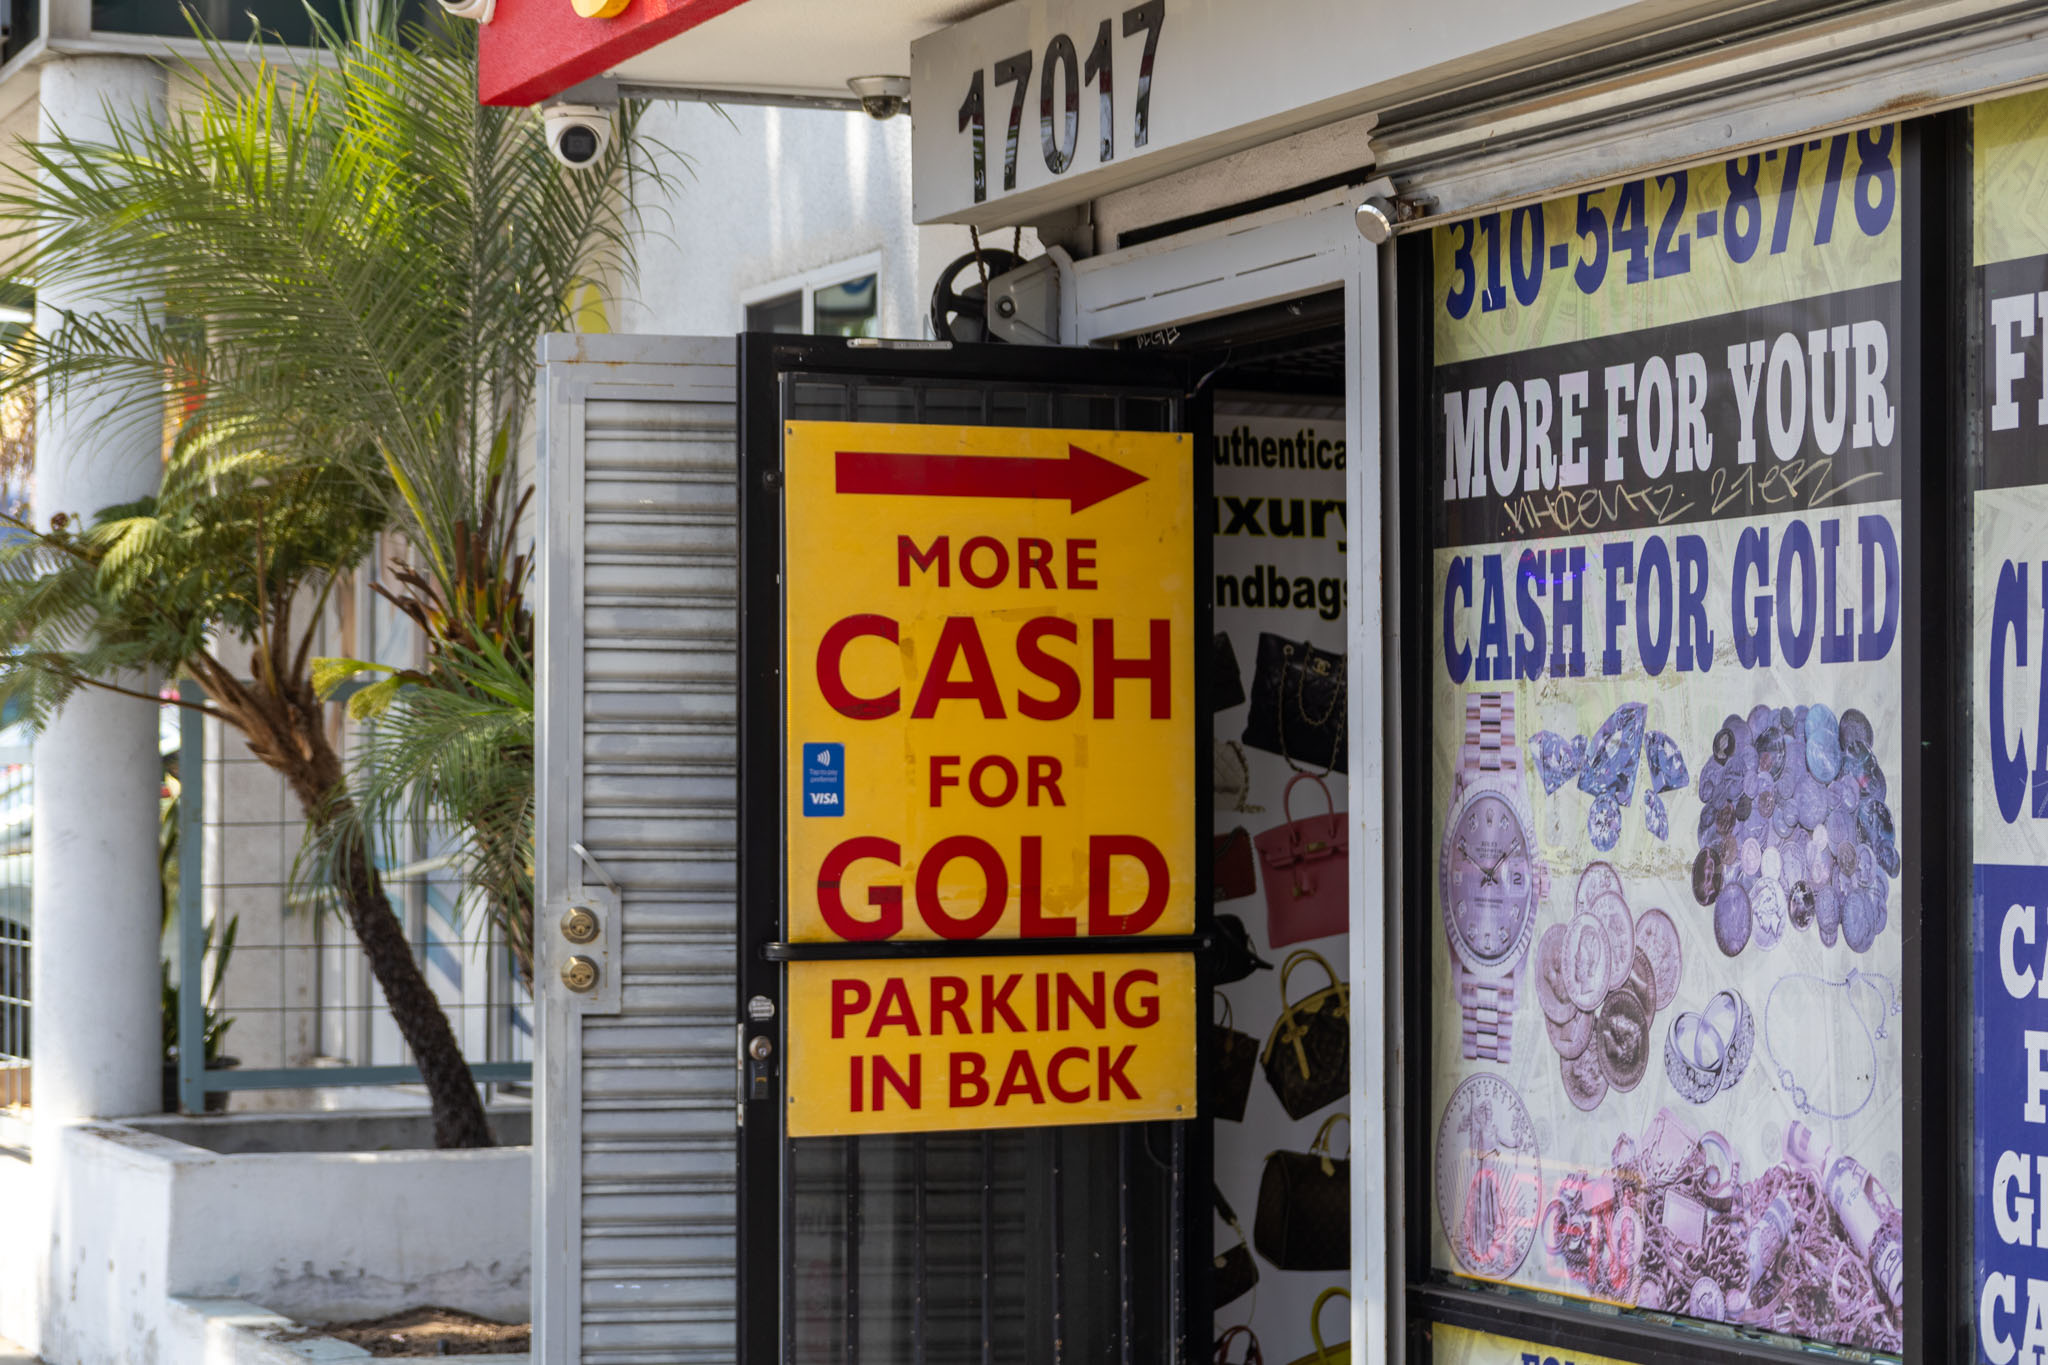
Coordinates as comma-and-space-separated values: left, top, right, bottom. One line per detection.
37, 1112, 529, 1365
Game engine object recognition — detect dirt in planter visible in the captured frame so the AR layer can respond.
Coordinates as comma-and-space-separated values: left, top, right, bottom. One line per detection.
275, 1306, 530, 1357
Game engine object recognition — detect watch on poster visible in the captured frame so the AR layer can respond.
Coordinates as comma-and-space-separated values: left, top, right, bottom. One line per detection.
1441, 692, 1545, 1065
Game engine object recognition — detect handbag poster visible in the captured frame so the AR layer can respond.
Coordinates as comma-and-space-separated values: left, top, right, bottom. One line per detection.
1210, 404, 1352, 1360
1425, 129, 1908, 1354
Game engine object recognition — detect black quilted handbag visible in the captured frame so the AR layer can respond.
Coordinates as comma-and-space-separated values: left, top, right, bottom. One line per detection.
1253, 1114, 1350, 1272
1214, 632, 1247, 712
1260, 950, 1349, 1120
1241, 633, 1346, 773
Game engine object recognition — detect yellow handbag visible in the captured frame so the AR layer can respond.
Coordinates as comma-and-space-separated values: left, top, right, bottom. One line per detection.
1283, 1287, 1350, 1365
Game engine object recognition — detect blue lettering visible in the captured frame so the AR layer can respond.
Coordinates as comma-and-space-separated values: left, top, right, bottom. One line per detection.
1551, 546, 1588, 677
1676, 533, 1714, 671
1636, 534, 1674, 676
1444, 555, 1473, 684
1993, 559, 2028, 824
1820, 518, 1856, 663
1857, 512, 1900, 661
1515, 548, 1547, 680
2038, 564, 2048, 820
1734, 526, 1773, 668
1602, 541, 1634, 676
1477, 553, 1513, 682
1776, 518, 1817, 668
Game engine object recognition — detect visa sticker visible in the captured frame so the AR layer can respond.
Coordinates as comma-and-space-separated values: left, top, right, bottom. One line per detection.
802, 743, 845, 816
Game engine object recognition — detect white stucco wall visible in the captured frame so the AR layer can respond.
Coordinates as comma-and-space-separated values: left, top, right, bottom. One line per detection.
617, 101, 1001, 341
38, 1120, 528, 1365
0, 1135, 43, 1355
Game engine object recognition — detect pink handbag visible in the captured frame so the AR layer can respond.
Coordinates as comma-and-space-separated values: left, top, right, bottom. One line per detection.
1254, 774, 1348, 947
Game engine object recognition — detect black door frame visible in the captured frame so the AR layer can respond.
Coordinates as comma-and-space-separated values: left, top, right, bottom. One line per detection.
735, 332, 1216, 1364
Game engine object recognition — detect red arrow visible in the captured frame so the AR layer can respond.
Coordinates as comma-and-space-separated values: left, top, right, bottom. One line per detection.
834, 444, 1147, 513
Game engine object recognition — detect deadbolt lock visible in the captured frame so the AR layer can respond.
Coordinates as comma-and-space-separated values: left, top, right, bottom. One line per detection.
748, 1035, 773, 1061
560, 906, 601, 944
561, 955, 600, 993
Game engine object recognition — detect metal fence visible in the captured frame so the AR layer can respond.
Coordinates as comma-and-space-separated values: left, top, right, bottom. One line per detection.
0, 747, 26, 1111
172, 683, 531, 1114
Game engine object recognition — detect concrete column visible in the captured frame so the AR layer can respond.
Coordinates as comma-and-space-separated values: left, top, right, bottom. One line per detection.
30, 56, 171, 1127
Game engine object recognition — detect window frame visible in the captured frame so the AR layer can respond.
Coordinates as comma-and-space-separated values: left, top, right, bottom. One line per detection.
740, 251, 885, 336
1392, 112, 1962, 1365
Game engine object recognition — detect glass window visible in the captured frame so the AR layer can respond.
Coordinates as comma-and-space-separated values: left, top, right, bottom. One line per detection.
93, 0, 348, 42
1970, 88, 2048, 1365
747, 292, 804, 335
1411, 120, 1911, 1360
813, 274, 879, 338
745, 263, 881, 337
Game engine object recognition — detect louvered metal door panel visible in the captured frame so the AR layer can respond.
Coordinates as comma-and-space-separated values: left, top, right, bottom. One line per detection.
537, 335, 741, 1365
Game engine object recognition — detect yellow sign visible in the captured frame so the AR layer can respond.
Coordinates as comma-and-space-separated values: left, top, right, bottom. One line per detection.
785, 953, 1197, 1137
780, 420, 1196, 1139
1435, 128, 1901, 363
783, 421, 1194, 945
1430, 1324, 1641, 1365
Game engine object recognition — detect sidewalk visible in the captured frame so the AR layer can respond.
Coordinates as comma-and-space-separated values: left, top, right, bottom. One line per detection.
0, 1337, 34, 1365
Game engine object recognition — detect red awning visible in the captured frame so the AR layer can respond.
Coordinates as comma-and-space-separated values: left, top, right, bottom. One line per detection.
478, 0, 756, 107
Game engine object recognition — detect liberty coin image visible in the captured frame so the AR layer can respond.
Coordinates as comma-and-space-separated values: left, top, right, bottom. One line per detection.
1536, 924, 1576, 1025
1545, 1006, 1593, 1061
1564, 915, 1610, 1013
1633, 908, 1683, 1009
1591, 891, 1635, 994
1626, 948, 1657, 1018
1576, 860, 1624, 922
1562, 1043, 1609, 1111
1595, 985, 1651, 1092
1750, 877, 1788, 952
1435, 1073, 1543, 1278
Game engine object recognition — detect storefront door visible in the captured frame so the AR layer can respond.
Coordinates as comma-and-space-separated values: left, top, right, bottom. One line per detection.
731, 337, 1213, 1365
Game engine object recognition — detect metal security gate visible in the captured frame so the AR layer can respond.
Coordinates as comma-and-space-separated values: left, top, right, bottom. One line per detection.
537, 335, 746, 1364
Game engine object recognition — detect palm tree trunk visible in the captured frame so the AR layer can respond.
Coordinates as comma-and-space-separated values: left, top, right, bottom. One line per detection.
273, 726, 494, 1149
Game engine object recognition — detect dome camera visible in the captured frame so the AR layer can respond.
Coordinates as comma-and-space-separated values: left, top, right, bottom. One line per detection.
545, 104, 614, 170
847, 75, 911, 122
437, 0, 494, 18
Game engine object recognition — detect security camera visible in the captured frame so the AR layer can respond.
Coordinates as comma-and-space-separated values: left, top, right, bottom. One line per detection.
544, 104, 613, 170
437, 0, 494, 18
848, 75, 911, 122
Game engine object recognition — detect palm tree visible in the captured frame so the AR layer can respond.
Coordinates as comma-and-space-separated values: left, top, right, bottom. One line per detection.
0, 10, 655, 1147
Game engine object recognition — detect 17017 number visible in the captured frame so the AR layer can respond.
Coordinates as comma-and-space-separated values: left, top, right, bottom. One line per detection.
957, 1, 1164, 204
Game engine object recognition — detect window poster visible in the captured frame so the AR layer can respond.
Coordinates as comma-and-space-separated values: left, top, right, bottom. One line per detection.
1972, 88, 2048, 1365
1432, 1323, 1644, 1365
1425, 127, 1908, 1354
1209, 403, 1351, 1365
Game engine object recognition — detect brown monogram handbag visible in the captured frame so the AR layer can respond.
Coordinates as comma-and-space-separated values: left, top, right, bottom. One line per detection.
1254, 1114, 1350, 1272
1213, 1183, 1259, 1308
1213, 996, 1258, 1123
1259, 949, 1349, 1119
